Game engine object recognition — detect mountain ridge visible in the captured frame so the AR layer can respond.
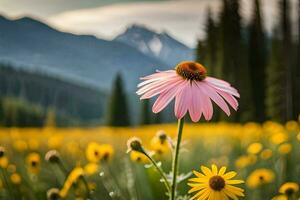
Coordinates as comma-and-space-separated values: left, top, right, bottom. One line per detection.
0, 15, 169, 91
114, 24, 194, 66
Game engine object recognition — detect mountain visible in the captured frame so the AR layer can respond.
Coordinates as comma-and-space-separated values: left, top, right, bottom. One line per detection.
0, 15, 168, 91
0, 63, 106, 125
114, 24, 194, 66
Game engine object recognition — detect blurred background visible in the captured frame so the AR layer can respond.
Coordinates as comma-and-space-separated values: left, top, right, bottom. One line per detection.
0, 0, 299, 127
1, 1, 300, 200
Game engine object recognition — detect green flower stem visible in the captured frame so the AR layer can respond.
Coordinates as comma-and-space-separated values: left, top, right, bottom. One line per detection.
143, 151, 171, 193
170, 117, 185, 200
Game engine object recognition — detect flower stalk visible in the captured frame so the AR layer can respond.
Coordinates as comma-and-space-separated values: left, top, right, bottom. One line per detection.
143, 150, 171, 193
170, 117, 185, 200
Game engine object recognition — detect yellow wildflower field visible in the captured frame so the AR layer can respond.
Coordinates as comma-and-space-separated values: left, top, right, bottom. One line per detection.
0, 121, 299, 200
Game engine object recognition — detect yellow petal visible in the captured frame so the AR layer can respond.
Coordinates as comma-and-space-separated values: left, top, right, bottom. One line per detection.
211, 165, 218, 175
188, 184, 207, 193
226, 179, 244, 184
193, 170, 205, 178
189, 177, 208, 183
218, 167, 227, 176
201, 166, 212, 176
190, 188, 209, 200
223, 171, 237, 180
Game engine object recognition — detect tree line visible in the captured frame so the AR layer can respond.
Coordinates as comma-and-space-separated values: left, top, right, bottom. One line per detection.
107, 0, 300, 126
196, 0, 300, 122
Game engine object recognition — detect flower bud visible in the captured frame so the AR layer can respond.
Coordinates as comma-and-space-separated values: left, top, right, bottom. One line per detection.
127, 137, 143, 153
0, 146, 5, 158
45, 150, 60, 163
156, 130, 167, 144
47, 188, 61, 200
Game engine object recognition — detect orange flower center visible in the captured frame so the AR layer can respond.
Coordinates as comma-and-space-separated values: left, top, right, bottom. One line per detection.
175, 61, 207, 81
209, 176, 225, 191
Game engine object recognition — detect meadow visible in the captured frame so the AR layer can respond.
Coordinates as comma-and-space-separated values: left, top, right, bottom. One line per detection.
0, 120, 299, 200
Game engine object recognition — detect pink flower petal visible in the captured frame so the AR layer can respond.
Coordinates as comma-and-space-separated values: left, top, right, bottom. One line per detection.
195, 83, 213, 121
199, 82, 231, 116
188, 82, 202, 122
140, 78, 184, 99
137, 76, 181, 96
137, 73, 177, 88
205, 78, 240, 97
152, 81, 184, 113
139, 70, 176, 81
216, 89, 239, 111
205, 77, 231, 86
174, 81, 191, 119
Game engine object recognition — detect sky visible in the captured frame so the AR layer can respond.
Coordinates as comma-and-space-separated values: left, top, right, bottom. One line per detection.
0, 0, 298, 47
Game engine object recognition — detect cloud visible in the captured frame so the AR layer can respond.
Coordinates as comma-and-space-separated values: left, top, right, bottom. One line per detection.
11, 0, 298, 47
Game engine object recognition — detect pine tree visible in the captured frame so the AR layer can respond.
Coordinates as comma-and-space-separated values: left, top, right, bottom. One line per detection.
219, 0, 254, 122
195, 39, 206, 64
204, 8, 220, 77
295, 0, 300, 118
266, 33, 285, 121
248, 0, 267, 122
106, 73, 131, 126
280, 0, 293, 121
139, 99, 151, 125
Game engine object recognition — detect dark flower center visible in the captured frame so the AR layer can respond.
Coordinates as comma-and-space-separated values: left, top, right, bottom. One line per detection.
285, 188, 295, 196
31, 161, 38, 167
259, 175, 264, 181
102, 152, 110, 160
175, 61, 207, 81
0, 151, 4, 158
94, 151, 99, 156
209, 176, 225, 191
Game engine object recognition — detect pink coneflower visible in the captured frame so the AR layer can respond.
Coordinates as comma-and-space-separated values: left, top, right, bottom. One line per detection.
136, 61, 240, 122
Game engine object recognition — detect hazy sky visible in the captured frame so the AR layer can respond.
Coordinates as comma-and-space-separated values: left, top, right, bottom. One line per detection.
0, 0, 298, 47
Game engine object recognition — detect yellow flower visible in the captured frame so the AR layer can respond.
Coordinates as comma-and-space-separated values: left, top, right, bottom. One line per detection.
28, 139, 39, 150
260, 149, 273, 160
235, 155, 256, 169
0, 147, 7, 169
188, 165, 244, 200
84, 163, 99, 176
13, 140, 28, 152
0, 146, 5, 158
60, 167, 84, 198
10, 173, 21, 185
26, 152, 41, 174
297, 132, 300, 141
270, 133, 288, 145
246, 168, 275, 189
150, 136, 170, 156
0, 156, 9, 169
99, 144, 114, 161
85, 142, 102, 163
279, 182, 299, 195
130, 151, 149, 163
247, 142, 263, 154
48, 135, 63, 149
278, 143, 292, 155
285, 120, 299, 132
